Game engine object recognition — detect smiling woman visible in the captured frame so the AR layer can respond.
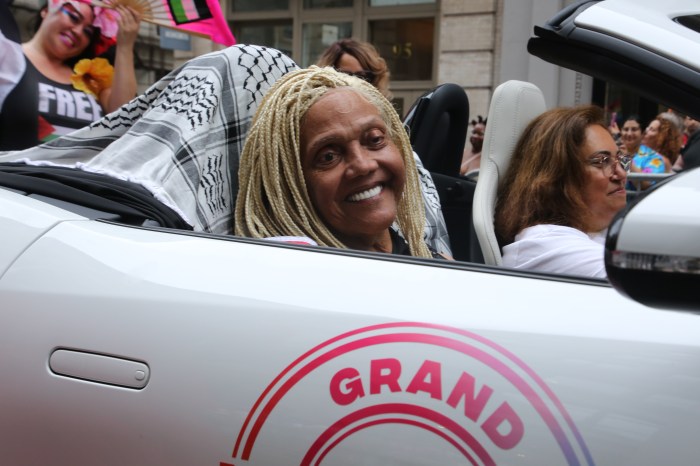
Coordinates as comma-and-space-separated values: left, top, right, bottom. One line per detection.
300, 88, 407, 252
235, 66, 434, 258
494, 105, 629, 278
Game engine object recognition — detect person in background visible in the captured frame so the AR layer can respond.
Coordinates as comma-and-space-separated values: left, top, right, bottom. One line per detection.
316, 38, 392, 100
642, 115, 679, 170
674, 116, 700, 172
460, 115, 486, 176
617, 114, 665, 190
659, 111, 685, 150
235, 67, 441, 258
495, 105, 629, 279
0, 0, 141, 150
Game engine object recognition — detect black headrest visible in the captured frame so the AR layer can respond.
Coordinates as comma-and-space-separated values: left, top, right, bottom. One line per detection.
403, 83, 469, 177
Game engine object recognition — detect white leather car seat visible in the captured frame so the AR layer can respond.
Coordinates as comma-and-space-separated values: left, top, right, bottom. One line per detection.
473, 80, 547, 266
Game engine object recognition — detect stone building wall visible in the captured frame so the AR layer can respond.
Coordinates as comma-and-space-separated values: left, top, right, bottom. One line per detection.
438, 0, 496, 119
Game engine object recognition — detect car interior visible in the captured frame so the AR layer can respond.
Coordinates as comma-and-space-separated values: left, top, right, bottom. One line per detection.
403, 80, 549, 266
403, 83, 483, 263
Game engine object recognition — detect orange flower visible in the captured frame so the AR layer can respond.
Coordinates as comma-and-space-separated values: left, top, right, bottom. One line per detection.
71, 58, 114, 97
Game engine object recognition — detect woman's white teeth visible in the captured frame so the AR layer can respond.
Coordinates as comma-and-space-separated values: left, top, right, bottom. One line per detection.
348, 185, 382, 201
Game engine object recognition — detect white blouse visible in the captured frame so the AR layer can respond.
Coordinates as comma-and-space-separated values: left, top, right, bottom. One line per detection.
501, 224, 607, 278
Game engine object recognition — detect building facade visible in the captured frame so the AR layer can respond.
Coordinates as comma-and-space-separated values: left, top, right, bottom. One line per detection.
11, 0, 628, 120
220, 0, 502, 117
212, 0, 588, 118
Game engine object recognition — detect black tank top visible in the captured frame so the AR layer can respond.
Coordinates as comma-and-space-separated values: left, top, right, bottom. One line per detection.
0, 58, 103, 150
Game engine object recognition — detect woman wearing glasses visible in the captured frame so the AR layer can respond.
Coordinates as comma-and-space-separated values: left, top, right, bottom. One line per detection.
0, 0, 141, 150
316, 38, 392, 99
494, 105, 629, 278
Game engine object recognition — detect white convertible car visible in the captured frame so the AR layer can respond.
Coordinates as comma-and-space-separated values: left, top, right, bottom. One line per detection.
1, 0, 699, 465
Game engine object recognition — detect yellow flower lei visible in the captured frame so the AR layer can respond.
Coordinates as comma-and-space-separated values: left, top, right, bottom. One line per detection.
70, 57, 114, 97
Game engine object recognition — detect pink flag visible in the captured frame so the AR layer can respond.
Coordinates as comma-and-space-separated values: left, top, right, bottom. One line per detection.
143, 0, 235, 46
165, 0, 235, 46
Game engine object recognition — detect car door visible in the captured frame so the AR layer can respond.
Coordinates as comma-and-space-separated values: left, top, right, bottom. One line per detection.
2, 187, 700, 465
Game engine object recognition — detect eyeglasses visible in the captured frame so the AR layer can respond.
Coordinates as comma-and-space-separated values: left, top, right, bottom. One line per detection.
336, 69, 376, 83
60, 5, 95, 39
588, 150, 632, 176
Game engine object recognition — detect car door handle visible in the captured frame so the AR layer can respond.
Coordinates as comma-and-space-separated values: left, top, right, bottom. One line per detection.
49, 349, 150, 389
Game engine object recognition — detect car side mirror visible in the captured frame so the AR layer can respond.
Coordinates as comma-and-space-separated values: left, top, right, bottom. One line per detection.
605, 168, 700, 311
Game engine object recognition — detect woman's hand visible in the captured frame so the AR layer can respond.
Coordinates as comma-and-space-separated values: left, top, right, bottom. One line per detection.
115, 6, 141, 49
100, 6, 142, 113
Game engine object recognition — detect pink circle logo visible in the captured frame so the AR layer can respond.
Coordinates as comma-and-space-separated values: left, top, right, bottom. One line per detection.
222, 322, 594, 465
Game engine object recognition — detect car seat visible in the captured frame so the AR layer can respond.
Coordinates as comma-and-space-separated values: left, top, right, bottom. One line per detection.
403, 84, 484, 262
404, 83, 469, 177
472, 80, 546, 266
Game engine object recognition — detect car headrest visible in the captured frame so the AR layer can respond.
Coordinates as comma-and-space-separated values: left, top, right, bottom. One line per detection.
473, 80, 546, 266
403, 83, 469, 177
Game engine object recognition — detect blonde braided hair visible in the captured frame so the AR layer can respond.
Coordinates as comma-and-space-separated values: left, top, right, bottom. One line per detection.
235, 66, 430, 258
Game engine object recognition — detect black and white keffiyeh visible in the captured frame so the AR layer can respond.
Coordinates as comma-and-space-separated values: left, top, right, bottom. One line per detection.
0, 44, 297, 234
0, 44, 451, 254
413, 151, 451, 255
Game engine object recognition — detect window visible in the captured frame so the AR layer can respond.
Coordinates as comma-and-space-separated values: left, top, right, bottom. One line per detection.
304, 0, 353, 7
232, 21, 294, 57
370, 0, 435, 5
229, 0, 438, 113
301, 22, 353, 67
370, 18, 434, 81
231, 0, 289, 11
